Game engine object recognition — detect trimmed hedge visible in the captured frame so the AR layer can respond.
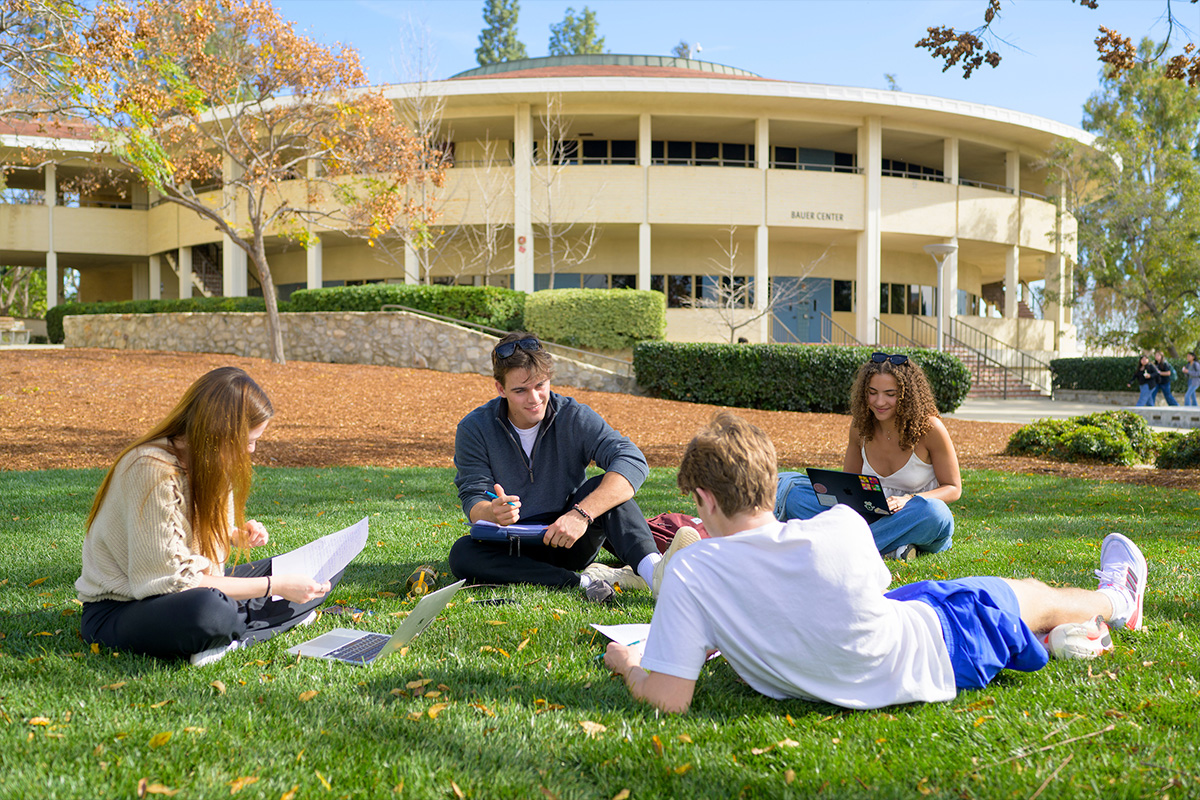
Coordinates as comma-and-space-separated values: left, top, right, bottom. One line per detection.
524, 288, 665, 351
632, 344, 971, 414
1156, 429, 1200, 469
46, 297, 268, 343
1051, 356, 1187, 394
287, 284, 525, 331
1004, 410, 1156, 466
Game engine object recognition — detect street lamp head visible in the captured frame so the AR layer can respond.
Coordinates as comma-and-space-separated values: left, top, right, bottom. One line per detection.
923, 243, 958, 259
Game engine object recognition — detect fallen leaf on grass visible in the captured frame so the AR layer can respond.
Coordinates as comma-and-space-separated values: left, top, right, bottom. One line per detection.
281, 786, 299, 800
974, 715, 994, 727
406, 679, 432, 690
957, 696, 995, 713
784, 770, 795, 785
143, 783, 178, 796
427, 703, 449, 719
784, 714, 795, 727
485, 620, 507, 625
100, 682, 126, 691
652, 734, 663, 756
91, 643, 100, 654
450, 780, 465, 799
229, 776, 260, 794
469, 703, 495, 716
517, 638, 530, 651
184, 727, 206, 734
677, 734, 693, 743
149, 700, 172, 709
579, 720, 607, 738
1104, 709, 1126, 718
148, 732, 171, 749
28, 576, 48, 586
916, 776, 934, 795
28, 718, 50, 726
673, 763, 692, 775
424, 691, 442, 699
211, 680, 226, 695
612, 790, 631, 800
316, 771, 331, 791
298, 691, 319, 702
750, 746, 773, 755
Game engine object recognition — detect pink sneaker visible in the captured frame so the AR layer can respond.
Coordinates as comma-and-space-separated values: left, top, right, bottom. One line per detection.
1094, 533, 1148, 631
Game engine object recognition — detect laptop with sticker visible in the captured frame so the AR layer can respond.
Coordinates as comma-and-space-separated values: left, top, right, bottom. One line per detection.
288, 579, 465, 665
805, 467, 892, 523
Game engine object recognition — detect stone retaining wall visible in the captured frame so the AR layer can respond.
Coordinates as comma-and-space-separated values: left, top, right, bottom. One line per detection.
64, 312, 636, 394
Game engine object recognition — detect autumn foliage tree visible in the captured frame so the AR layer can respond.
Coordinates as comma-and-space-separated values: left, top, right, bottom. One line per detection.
72, 0, 444, 363
0, 0, 84, 118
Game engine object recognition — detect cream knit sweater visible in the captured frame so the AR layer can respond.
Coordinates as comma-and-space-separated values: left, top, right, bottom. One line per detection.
76, 440, 225, 603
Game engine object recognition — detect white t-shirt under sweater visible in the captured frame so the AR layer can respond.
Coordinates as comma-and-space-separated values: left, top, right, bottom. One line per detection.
640, 504, 955, 709
861, 447, 938, 497
76, 440, 225, 603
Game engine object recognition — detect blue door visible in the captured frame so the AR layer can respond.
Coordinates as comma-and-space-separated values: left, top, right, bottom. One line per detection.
772, 277, 830, 343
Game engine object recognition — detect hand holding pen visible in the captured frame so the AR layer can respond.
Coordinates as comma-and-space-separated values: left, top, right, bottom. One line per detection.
487, 483, 521, 526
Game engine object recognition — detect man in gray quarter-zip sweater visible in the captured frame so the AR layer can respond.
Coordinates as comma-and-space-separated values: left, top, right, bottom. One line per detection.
449, 332, 660, 597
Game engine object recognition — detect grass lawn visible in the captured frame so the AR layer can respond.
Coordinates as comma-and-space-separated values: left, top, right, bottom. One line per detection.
1, 465, 1198, 799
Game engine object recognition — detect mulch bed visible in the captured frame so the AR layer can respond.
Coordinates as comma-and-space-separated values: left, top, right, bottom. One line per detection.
2, 348, 1197, 489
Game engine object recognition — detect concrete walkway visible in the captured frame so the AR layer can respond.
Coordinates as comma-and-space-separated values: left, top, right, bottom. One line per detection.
944, 396, 1194, 431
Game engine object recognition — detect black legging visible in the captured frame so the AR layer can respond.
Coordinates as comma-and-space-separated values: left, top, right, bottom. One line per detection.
81, 558, 343, 659
448, 474, 658, 588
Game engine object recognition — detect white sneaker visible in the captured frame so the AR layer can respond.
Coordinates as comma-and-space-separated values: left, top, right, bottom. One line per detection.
581, 562, 648, 591
189, 640, 238, 667
1094, 532, 1148, 631
652, 526, 702, 599
1041, 615, 1114, 660
296, 609, 319, 628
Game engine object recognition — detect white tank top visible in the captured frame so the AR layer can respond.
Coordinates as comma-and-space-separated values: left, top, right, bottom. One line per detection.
861, 447, 938, 497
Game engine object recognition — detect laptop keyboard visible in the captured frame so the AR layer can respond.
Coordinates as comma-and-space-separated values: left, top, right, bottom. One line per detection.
325, 633, 390, 663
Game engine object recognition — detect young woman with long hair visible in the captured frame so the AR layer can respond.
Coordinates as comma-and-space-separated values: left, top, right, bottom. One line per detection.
774, 352, 961, 560
76, 367, 337, 665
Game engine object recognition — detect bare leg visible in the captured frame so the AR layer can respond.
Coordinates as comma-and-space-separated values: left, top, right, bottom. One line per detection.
1002, 578, 1114, 634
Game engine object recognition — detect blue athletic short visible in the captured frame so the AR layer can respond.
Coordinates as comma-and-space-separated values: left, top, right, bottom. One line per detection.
885, 577, 1048, 691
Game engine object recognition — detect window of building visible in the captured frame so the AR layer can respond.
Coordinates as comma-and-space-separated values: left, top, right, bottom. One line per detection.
582, 273, 608, 289
695, 141, 720, 166
890, 283, 907, 314
650, 274, 664, 293
833, 279, 854, 312
667, 141, 692, 164
723, 143, 748, 166
611, 140, 636, 165
581, 139, 608, 164
667, 274, 693, 307
773, 146, 798, 169
611, 274, 637, 289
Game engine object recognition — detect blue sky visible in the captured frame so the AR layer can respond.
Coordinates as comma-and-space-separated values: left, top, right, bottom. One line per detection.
273, 0, 1196, 129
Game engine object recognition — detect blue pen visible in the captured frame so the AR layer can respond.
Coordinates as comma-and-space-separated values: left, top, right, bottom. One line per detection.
485, 490, 517, 507
594, 639, 642, 660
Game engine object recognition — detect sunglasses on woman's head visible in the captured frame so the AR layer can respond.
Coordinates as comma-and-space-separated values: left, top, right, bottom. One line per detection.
871, 352, 909, 366
494, 337, 542, 359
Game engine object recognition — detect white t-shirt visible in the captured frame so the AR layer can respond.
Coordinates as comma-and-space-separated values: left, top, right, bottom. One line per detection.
512, 422, 539, 459
640, 505, 955, 709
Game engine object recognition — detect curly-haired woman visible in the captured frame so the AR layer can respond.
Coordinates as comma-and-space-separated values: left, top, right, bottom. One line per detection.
76, 367, 338, 666
774, 352, 961, 560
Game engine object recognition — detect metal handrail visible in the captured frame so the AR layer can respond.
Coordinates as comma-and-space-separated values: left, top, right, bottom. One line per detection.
907, 316, 1048, 398
769, 311, 805, 344
874, 318, 921, 349
819, 312, 861, 346
378, 304, 633, 374
950, 317, 1052, 395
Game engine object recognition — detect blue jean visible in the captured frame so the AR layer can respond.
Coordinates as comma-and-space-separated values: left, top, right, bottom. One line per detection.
775, 472, 954, 554
1137, 384, 1154, 406
1155, 384, 1179, 406
1186, 384, 1198, 406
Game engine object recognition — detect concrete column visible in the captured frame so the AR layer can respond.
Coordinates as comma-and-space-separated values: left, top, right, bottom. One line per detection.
945, 238, 959, 333
755, 224, 769, 343
513, 102, 534, 293
131, 261, 149, 300
149, 254, 162, 300
44, 163, 57, 308
638, 112, 652, 167
222, 239, 247, 297
755, 116, 769, 170
855, 116, 882, 344
1005, 150, 1021, 319
638, 222, 651, 291
404, 240, 420, 285
943, 137, 959, 185
307, 235, 323, 289
179, 246, 193, 300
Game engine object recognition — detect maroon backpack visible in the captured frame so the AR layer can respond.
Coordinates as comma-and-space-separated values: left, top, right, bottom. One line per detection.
647, 512, 710, 554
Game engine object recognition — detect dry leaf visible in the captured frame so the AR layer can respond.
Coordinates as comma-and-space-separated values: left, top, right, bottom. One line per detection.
229, 776, 260, 794
211, 680, 226, 695
784, 769, 795, 785
91, 643, 100, 654
427, 703, 449, 719
28, 576, 48, 586
101, 682, 126, 691
673, 763, 692, 775
916, 776, 934, 795
148, 731, 171, 749
677, 734, 693, 743
784, 714, 795, 727
137, 778, 148, 798
652, 734, 663, 756
778, 738, 799, 748
281, 786, 299, 800
450, 780, 465, 799
517, 638, 530, 651
28, 717, 51, 726
145, 784, 178, 796
406, 711, 423, 721
390, 688, 408, 697
149, 700, 172, 709
751, 747, 773, 755
298, 690, 319, 702
612, 791, 631, 800
974, 715, 994, 727
579, 720, 607, 738
184, 727, 206, 734
316, 771, 331, 791
424, 691, 443, 699
406, 679, 432, 689
485, 620, 507, 625
469, 703, 495, 717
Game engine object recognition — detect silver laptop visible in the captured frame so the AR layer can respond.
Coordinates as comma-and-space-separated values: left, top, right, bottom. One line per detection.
288, 579, 465, 665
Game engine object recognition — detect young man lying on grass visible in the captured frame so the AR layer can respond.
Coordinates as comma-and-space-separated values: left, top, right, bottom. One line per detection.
604, 411, 1148, 713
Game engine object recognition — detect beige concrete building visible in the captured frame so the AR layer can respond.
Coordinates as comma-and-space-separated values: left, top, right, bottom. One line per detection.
0, 55, 1090, 354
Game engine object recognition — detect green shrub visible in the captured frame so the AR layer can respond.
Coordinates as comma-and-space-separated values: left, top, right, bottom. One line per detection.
46, 297, 267, 343
1155, 429, 1200, 469
1004, 418, 1076, 458
1051, 356, 1187, 394
524, 289, 665, 351
1054, 425, 1134, 465
1006, 410, 1156, 466
287, 284, 525, 331
632, 344, 970, 414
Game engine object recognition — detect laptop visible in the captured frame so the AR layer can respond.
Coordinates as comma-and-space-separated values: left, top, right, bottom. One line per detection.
805, 467, 892, 523
288, 579, 465, 665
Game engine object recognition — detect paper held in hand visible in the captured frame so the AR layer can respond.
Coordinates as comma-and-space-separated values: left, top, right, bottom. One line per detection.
270, 516, 369, 594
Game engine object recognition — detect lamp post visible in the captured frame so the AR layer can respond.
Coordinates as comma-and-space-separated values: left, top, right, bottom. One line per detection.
923, 242, 958, 351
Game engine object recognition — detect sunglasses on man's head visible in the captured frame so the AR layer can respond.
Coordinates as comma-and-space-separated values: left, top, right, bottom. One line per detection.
494, 338, 542, 359
871, 352, 909, 366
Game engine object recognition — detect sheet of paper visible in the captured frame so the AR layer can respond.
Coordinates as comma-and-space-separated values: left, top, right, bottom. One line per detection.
272, 516, 369, 585
590, 623, 652, 656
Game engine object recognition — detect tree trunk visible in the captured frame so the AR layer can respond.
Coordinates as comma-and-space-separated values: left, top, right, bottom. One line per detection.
249, 251, 287, 365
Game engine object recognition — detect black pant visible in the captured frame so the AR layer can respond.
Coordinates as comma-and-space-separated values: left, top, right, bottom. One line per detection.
80, 558, 343, 659
448, 474, 658, 588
